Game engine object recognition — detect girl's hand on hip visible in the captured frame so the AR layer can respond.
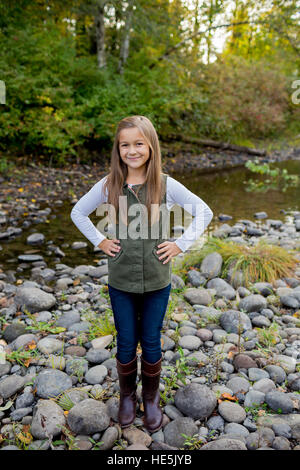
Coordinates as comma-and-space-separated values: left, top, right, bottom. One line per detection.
98, 238, 121, 257
156, 241, 183, 264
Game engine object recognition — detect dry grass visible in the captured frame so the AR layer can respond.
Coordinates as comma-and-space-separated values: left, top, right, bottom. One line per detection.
173, 236, 298, 288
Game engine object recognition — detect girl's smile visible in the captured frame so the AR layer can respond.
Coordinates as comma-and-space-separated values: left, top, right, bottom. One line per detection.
119, 127, 150, 176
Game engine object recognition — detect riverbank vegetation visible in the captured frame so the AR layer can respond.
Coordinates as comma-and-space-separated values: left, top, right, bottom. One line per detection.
173, 236, 299, 287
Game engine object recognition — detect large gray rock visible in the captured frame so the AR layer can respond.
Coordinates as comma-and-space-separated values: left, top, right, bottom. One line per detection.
200, 252, 223, 279
264, 365, 286, 384
31, 399, 66, 439
245, 427, 275, 450
13, 334, 37, 351
206, 278, 236, 300
265, 391, 294, 414
55, 310, 81, 328
163, 417, 198, 449
178, 335, 201, 351
14, 287, 56, 313
67, 399, 110, 434
226, 377, 250, 395
34, 369, 72, 398
183, 288, 212, 306
2, 323, 27, 342
244, 390, 265, 408
174, 383, 217, 419
219, 310, 252, 334
200, 438, 247, 450
85, 365, 108, 385
37, 337, 64, 355
218, 401, 247, 423
273, 355, 296, 374
252, 282, 274, 297
0, 375, 25, 399
238, 294, 267, 313
99, 426, 120, 450
85, 348, 111, 364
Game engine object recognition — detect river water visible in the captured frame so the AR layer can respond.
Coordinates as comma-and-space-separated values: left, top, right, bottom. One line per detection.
0, 160, 299, 272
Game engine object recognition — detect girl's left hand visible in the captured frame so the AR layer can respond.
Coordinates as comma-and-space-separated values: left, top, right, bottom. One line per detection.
156, 241, 183, 264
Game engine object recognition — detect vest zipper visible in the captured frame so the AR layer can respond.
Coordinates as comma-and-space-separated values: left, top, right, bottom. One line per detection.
127, 185, 141, 203
127, 185, 147, 233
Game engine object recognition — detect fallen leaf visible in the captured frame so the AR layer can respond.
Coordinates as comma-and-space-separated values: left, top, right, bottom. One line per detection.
220, 393, 238, 401
23, 359, 32, 368
22, 424, 31, 433
73, 278, 81, 286
16, 432, 33, 445
25, 340, 36, 351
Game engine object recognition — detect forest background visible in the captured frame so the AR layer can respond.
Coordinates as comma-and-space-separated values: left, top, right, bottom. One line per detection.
0, 0, 299, 167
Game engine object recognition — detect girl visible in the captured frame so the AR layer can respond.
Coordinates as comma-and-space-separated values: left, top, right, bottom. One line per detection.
70, 115, 213, 433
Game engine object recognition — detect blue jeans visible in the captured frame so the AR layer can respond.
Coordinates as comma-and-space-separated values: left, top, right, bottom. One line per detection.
108, 283, 172, 364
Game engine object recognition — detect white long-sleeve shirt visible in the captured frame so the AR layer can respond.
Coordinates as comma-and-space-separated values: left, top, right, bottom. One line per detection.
70, 175, 213, 253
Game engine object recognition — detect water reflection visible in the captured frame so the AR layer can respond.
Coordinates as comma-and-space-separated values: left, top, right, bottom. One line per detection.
0, 160, 299, 271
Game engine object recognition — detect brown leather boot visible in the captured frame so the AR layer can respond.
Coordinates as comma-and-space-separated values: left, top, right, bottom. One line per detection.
141, 355, 163, 433
116, 355, 138, 428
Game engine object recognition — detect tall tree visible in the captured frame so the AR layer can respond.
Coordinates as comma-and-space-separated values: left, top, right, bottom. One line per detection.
118, 0, 135, 74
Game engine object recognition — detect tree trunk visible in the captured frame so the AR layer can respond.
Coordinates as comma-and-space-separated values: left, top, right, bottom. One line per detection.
165, 134, 267, 156
95, 0, 106, 68
118, 0, 134, 75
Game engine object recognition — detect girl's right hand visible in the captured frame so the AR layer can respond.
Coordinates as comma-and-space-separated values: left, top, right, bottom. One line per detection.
98, 238, 121, 257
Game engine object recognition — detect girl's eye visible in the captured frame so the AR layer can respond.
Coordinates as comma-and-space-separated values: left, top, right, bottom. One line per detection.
121, 143, 143, 147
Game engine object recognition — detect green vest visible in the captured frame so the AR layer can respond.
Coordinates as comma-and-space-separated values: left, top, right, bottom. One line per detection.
107, 173, 172, 293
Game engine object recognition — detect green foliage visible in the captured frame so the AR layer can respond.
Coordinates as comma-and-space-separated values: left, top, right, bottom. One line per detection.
0, 156, 15, 176
6, 347, 39, 367
24, 309, 66, 334
82, 308, 117, 342
1, 1, 300, 164
180, 433, 205, 450
160, 347, 198, 404
53, 392, 75, 411
244, 158, 299, 192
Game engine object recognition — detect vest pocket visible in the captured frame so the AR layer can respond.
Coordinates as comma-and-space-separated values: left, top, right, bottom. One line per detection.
108, 247, 123, 261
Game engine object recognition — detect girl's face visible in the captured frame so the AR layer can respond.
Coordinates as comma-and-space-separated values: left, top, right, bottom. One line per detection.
118, 127, 150, 172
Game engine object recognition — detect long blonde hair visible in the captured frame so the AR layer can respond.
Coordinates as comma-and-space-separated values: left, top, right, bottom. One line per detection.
103, 115, 166, 227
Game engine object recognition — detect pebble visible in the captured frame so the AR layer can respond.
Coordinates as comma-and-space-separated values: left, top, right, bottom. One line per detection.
0, 204, 299, 450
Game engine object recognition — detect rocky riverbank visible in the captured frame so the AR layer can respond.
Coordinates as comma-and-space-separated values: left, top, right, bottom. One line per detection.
161, 143, 300, 173
1, 144, 300, 251
0, 206, 300, 450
